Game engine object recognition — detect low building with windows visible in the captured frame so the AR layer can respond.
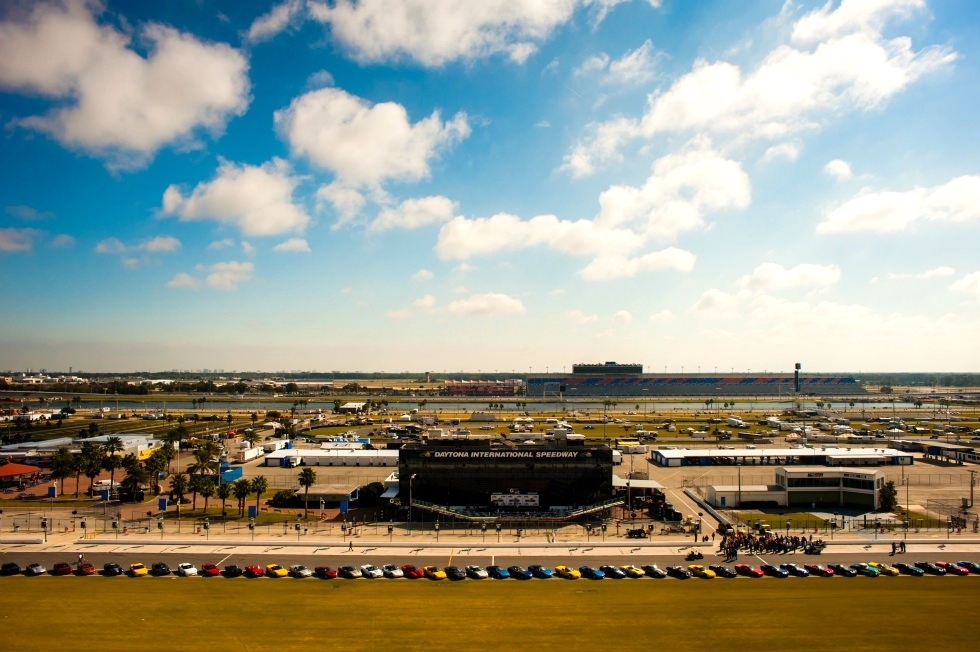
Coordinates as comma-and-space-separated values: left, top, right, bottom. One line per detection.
705, 466, 885, 510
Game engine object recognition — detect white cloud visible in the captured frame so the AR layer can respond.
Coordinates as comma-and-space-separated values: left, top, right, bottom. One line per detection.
452, 285, 467, 294
689, 288, 746, 318
446, 292, 525, 316
275, 87, 469, 189
566, 310, 599, 324
612, 310, 632, 323
246, 0, 306, 44
887, 266, 956, 281
534, 120, 551, 128
607, 40, 657, 85
241, 241, 256, 255
565, 0, 954, 175
165, 272, 198, 289
162, 158, 310, 237
817, 175, 980, 234
370, 196, 458, 232
339, 287, 353, 295
5, 205, 53, 221
453, 263, 475, 275
579, 247, 696, 280
272, 237, 311, 253
0, 227, 40, 252
736, 262, 841, 291
205, 261, 254, 291
307, 0, 613, 66
51, 234, 75, 249
208, 238, 235, 250
412, 269, 435, 282
761, 142, 800, 162
140, 236, 181, 253
575, 53, 610, 76
0, 0, 249, 166
950, 272, 980, 300
791, 0, 926, 45
315, 182, 366, 226
95, 238, 127, 255
412, 294, 436, 309
385, 294, 437, 320
649, 309, 673, 322
823, 158, 853, 180
95, 235, 180, 255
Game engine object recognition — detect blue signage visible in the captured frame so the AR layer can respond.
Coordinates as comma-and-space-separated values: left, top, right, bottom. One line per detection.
100, 489, 110, 502
47, 486, 56, 498
248, 505, 257, 519
340, 500, 348, 514
158, 497, 168, 511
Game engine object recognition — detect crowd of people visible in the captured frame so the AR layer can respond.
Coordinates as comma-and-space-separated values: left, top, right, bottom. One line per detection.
718, 530, 823, 561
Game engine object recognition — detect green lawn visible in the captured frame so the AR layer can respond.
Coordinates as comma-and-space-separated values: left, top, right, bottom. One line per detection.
730, 511, 830, 530
0, 577, 977, 651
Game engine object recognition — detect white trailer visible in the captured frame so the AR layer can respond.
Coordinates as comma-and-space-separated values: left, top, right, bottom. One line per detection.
237, 447, 262, 463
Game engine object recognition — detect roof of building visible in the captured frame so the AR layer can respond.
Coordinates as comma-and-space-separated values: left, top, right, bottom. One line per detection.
710, 484, 784, 492
265, 448, 398, 459
0, 462, 43, 477
612, 475, 663, 489
650, 447, 910, 460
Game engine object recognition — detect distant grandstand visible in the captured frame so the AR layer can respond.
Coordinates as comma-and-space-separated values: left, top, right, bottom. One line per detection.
572, 362, 643, 375
526, 374, 865, 397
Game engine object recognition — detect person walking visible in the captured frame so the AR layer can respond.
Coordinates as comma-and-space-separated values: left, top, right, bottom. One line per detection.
348, 541, 353, 552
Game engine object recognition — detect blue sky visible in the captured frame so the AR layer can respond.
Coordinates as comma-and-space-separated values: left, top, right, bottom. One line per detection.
1, 0, 978, 374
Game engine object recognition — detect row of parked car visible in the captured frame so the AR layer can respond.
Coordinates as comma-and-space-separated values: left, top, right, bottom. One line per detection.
3, 559, 978, 579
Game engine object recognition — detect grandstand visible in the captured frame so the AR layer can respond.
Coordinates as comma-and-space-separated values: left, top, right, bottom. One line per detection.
526, 374, 865, 397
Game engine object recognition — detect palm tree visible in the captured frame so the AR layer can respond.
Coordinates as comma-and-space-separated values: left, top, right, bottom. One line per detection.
49, 447, 75, 497
80, 441, 105, 497
72, 453, 84, 498
233, 479, 251, 516
144, 448, 168, 494
102, 454, 124, 497
188, 474, 205, 511
216, 481, 232, 516
199, 479, 216, 514
120, 463, 149, 502
170, 472, 188, 519
242, 430, 262, 448
250, 476, 269, 516
297, 467, 317, 520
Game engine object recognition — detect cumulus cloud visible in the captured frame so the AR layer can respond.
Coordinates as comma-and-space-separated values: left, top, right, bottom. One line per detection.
165, 272, 197, 289
950, 272, 980, 300
315, 182, 366, 226
6, 205, 54, 221
208, 238, 235, 250
612, 310, 632, 323
385, 294, 437, 320
95, 235, 180, 257
51, 234, 75, 249
579, 248, 696, 280
272, 237, 310, 253
370, 196, 458, 232
649, 309, 673, 322
823, 159, 853, 180
0, 227, 41, 252
761, 142, 800, 162
564, 0, 954, 176
205, 261, 254, 291
307, 0, 619, 66
412, 269, 435, 282
446, 292, 525, 316
275, 87, 469, 189
736, 262, 841, 291
817, 175, 980, 234
608, 40, 657, 85
566, 310, 599, 324
0, 0, 249, 166
162, 158, 309, 237
246, 0, 306, 44
887, 266, 956, 281
689, 288, 749, 318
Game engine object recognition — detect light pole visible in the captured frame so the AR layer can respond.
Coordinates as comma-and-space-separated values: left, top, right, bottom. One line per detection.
409, 474, 417, 531
482, 523, 486, 543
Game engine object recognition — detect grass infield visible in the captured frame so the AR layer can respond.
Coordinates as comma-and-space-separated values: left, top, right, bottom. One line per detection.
1, 577, 978, 651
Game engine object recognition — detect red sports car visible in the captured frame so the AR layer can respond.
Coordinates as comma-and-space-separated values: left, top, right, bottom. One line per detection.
244, 565, 265, 578
315, 566, 338, 579
804, 563, 834, 577
734, 564, 764, 578
400, 564, 425, 579
200, 563, 221, 577
78, 562, 97, 575
936, 561, 969, 576
52, 562, 74, 576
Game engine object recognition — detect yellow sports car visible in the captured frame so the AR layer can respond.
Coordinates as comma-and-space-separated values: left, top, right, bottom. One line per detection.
868, 562, 900, 576
555, 565, 581, 579
129, 563, 148, 577
422, 565, 447, 580
688, 564, 716, 579
620, 564, 645, 578
265, 563, 288, 578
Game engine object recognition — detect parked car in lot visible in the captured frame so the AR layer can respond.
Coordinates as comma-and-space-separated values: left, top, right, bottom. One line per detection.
579, 566, 605, 580
78, 562, 96, 576
315, 566, 338, 579
26, 563, 46, 576
957, 561, 980, 574
400, 564, 424, 579
466, 565, 489, 579
382, 564, 404, 578
734, 564, 763, 578
599, 565, 626, 579
360, 565, 383, 579
487, 565, 510, 580
803, 563, 834, 577
423, 565, 447, 580
244, 565, 265, 578
780, 563, 809, 577
200, 563, 221, 577
129, 563, 148, 577
936, 561, 969, 576
508, 566, 533, 580
265, 564, 288, 578
867, 562, 899, 576
528, 565, 553, 579
850, 563, 879, 577
103, 562, 123, 576
177, 563, 198, 577
708, 565, 737, 578
445, 566, 467, 581
339, 566, 362, 579
894, 563, 924, 576
914, 561, 945, 575
289, 565, 313, 578
555, 565, 580, 579
667, 566, 692, 579
620, 565, 646, 578
52, 562, 74, 576
1, 562, 21, 576
223, 565, 244, 578
761, 564, 789, 578
642, 564, 667, 579
151, 563, 171, 577
828, 563, 857, 577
